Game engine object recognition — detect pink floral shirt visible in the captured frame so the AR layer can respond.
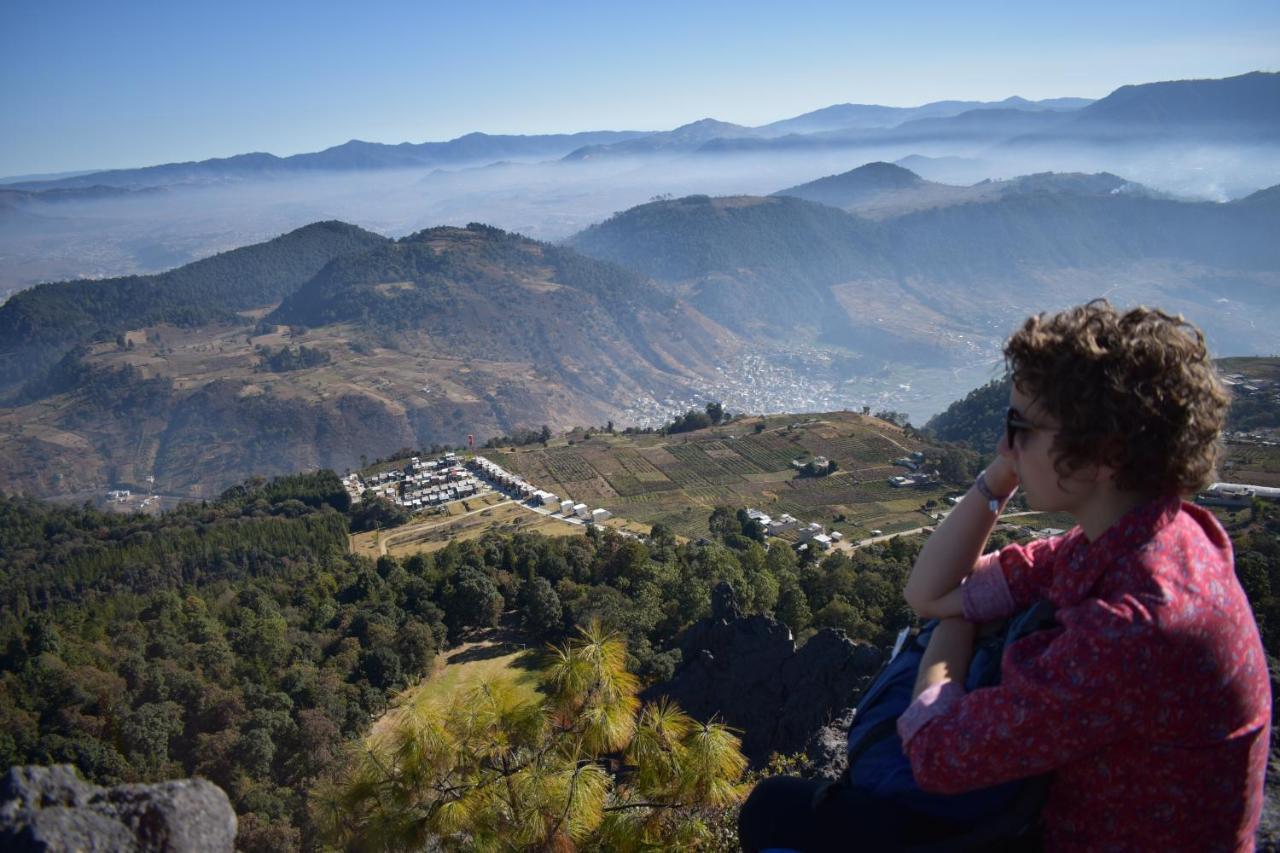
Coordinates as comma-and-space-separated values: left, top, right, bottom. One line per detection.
897, 497, 1271, 851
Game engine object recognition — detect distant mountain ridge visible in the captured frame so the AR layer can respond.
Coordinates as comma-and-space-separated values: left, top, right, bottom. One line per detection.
5, 97, 1098, 190
4, 131, 650, 191
773, 164, 1166, 216
1054, 71, 1280, 139
756, 95, 1093, 136
11, 72, 1274, 197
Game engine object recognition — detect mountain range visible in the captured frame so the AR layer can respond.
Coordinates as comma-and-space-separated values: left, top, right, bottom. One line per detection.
1, 156, 1276, 500
2, 71, 1277, 300
8, 71, 1275, 195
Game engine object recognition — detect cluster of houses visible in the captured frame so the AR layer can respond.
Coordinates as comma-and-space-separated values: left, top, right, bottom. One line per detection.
343, 452, 483, 512
790, 455, 835, 474
745, 507, 844, 551
470, 456, 614, 526
1221, 374, 1280, 446
888, 451, 938, 487
1221, 373, 1278, 398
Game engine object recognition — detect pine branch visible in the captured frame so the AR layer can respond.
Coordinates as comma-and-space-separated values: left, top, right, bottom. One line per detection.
603, 801, 688, 812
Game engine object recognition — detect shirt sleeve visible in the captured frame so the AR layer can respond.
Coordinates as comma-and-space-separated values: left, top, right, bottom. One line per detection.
962, 552, 1016, 622
993, 534, 1066, 612
901, 597, 1152, 794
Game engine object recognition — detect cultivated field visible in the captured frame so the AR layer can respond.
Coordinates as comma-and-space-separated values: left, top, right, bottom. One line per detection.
482, 412, 956, 541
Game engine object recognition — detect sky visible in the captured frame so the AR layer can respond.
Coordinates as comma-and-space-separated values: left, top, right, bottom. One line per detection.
2, 0, 1278, 178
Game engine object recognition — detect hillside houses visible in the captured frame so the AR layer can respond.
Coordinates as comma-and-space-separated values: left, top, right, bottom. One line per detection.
345, 452, 482, 513
744, 508, 800, 535
888, 473, 937, 487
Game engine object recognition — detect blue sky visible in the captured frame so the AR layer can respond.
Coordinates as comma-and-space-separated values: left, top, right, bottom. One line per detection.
2, 0, 1278, 177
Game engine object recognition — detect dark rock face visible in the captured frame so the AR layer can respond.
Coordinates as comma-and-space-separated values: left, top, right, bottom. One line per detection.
647, 581, 882, 765
803, 707, 857, 782
0, 765, 236, 852
1258, 659, 1280, 852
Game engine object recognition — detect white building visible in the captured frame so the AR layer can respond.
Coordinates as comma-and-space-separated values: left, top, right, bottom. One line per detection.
574, 503, 590, 519
767, 513, 799, 533
592, 508, 612, 523
797, 522, 824, 542
1198, 482, 1280, 507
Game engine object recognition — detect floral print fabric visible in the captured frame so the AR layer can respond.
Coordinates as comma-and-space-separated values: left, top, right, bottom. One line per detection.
898, 497, 1271, 851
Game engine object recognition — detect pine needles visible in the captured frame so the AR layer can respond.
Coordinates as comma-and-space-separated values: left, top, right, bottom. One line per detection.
314, 621, 747, 851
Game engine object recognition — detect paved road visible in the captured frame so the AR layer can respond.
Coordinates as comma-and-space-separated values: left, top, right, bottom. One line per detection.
371, 497, 515, 556
836, 510, 1041, 553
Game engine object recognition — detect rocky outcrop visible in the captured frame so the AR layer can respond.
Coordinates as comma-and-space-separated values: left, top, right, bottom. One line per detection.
647, 581, 882, 765
1258, 658, 1280, 851
0, 765, 236, 852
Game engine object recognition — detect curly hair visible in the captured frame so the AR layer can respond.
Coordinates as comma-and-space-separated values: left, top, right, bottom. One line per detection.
1004, 300, 1228, 496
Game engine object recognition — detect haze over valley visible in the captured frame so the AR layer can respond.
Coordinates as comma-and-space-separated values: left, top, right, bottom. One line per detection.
1, 71, 1279, 502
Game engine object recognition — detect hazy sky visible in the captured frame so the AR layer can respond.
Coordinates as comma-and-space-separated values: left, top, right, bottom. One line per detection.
2, 0, 1278, 178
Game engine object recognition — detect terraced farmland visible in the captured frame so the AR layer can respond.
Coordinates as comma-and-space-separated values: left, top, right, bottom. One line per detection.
484, 412, 959, 540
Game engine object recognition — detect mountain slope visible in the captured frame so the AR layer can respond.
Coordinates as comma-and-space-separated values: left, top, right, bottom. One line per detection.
0, 221, 389, 394
772, 162, 928, 208
268, 224, 706, 383
568, 183, 1280, 363
0, 223, 742, 499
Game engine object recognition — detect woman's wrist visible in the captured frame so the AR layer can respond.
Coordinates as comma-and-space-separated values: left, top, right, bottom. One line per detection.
982, 459, 1018, 498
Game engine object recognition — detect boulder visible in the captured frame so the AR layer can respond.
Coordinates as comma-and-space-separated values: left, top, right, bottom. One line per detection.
0, 765, 236, 852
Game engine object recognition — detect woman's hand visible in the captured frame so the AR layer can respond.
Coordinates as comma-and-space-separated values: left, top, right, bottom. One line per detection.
986, 435, 1020, 497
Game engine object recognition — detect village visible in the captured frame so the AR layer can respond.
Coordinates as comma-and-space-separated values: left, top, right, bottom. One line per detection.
614, 347, 998, 432
337, 438, 954, 557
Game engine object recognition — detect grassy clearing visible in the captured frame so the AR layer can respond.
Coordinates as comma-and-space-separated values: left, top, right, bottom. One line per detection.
371, 641, 545, 744
412, 645, 544, 708
384, 503, 582, 557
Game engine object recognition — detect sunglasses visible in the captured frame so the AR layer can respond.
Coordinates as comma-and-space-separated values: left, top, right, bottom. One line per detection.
1006, 407, 1043, 450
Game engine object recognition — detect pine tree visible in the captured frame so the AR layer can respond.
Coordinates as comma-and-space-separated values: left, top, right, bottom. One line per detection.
314, 622, 746, 850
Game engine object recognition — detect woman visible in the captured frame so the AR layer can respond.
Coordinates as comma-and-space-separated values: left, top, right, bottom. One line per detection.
740, 301, 1270, 851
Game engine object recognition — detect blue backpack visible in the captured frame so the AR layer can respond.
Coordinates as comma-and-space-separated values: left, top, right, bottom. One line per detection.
842, 601, 1057, 848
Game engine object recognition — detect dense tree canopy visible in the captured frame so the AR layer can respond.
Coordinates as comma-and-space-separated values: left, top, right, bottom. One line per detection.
2, 461, 1273, 849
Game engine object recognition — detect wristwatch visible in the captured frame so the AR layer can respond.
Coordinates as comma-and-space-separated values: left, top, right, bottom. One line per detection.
975, 471, 1015, 514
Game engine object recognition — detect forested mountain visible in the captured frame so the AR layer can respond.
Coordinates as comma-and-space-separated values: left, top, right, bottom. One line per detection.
567, 181, 1280, 362
773, 164, 1162, 217
565, 195, 900, 351
923, 377, 1011, 449
0, 222, 388, 395
268, 223, 720, 387
773, 162, 927, 208
0, 222, 738, 499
